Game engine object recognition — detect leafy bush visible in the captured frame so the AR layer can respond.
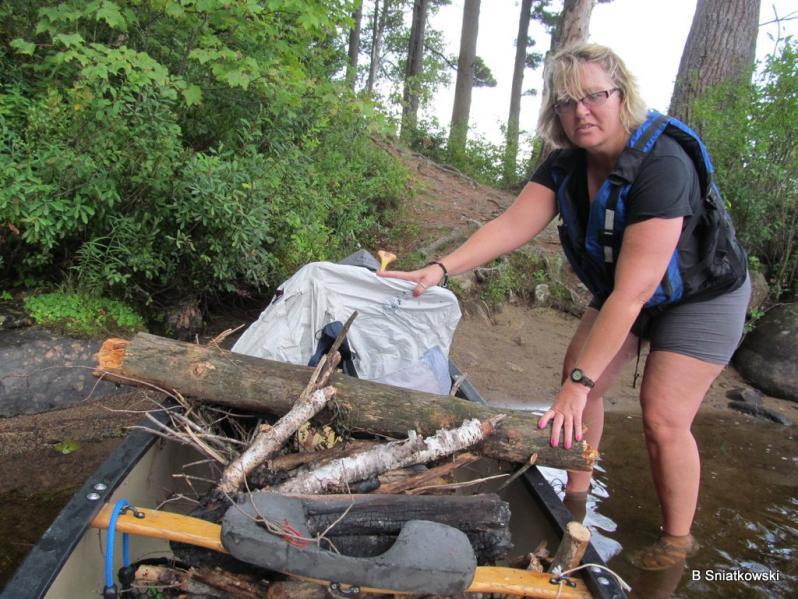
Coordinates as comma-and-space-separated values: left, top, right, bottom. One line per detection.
0, 1, 407, 307
693, 40, 798, 300
408, 116, 515, 189
480, 249, 571, 307
23, 292, 145, 337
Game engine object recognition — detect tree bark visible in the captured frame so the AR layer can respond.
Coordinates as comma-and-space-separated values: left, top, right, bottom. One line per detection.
503, 0, 533, 186
218, 386, 336, 495
134, 564, 269, 598
548, 521, 591, 573
549, 0, 595, 52
346, 1, 364, 90
95, 333, 597, 470
273, 417, 499, 495
448, 0, 481, 160
301, 492, 513, 564
400, 0, 430, 142
366, 0, 388, 95
668, 0, 760, 128
375, 451, 479, 494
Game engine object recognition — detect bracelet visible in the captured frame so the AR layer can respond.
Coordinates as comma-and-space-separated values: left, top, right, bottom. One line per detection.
427, 261, 449, 287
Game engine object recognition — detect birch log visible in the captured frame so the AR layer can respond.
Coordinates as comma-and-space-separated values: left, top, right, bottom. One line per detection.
94, 333, 596, 470
217, 386, 336, 495
273, 418, 498, 495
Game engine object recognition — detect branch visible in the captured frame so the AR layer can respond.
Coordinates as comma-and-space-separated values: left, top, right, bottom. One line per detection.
274, 416, 503, 495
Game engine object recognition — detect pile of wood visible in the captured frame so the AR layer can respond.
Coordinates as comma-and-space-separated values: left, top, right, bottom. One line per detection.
94, 324, 596, 597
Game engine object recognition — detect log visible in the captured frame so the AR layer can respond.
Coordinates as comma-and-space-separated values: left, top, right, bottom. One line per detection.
95, 333, 596, 470
273, 418, 500, 495
217, 385, 336, 494
298, 492, 513, 564
134, 564, 269, 598
375, 452, 480, 494
548, 521, 591, 574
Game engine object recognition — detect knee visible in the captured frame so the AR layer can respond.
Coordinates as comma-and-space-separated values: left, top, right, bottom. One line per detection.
641, 412, 690, 446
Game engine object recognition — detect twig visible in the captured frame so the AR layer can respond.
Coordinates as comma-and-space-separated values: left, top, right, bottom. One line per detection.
406, 473, 509, 494
207, 323, 246, 348
497, 453, 539, 492
449, 373, 468, 396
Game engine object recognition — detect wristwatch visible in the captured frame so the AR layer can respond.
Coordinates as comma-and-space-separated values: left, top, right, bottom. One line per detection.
569, 368, 595, 389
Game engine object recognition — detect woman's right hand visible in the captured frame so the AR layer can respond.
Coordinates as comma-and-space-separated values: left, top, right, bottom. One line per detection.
377, 263, 445, 297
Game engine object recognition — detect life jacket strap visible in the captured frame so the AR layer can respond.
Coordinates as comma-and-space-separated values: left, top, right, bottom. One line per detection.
600, 185, 622, 266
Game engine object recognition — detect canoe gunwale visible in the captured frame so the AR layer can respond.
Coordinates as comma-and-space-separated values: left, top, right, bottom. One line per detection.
1, 403, 173, 599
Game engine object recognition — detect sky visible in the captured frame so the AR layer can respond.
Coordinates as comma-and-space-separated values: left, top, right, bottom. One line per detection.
426, 0, 798, 151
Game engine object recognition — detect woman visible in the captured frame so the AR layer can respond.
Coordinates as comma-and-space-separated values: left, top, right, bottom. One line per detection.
379, 43, 750, 570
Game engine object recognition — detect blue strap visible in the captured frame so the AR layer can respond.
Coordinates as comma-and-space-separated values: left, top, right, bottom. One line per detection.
104, 499, 131, 591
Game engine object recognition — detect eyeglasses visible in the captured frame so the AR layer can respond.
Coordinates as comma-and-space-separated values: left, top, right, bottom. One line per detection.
553, 88, 620, 115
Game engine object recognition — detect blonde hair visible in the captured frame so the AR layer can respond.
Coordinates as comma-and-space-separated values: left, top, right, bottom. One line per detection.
537, 43, 648, 149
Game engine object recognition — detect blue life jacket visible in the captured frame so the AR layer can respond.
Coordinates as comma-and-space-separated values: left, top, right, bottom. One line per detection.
551, 111, 747, 310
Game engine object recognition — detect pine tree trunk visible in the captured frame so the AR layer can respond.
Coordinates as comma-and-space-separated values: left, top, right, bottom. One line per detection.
549, 0, 595, 52
95, 334, 596, 470
502, 0, 533, 185
346, 1, 363, 90
668, 0, 760, 128
448, 0, 481, 160
400, 0, 430, 142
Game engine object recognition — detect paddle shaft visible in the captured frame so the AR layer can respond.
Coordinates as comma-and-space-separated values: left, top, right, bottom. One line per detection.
91, 505, 591, 598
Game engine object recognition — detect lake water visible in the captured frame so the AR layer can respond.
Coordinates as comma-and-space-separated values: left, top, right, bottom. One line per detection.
538, 411, 798, 598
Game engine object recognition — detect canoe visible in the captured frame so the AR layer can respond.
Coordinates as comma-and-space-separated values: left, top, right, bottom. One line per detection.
3, 253, 627, 598
2, 357, 626, 599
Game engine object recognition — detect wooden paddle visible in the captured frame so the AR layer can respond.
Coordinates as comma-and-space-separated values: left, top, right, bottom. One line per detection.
91, 504, 591, 598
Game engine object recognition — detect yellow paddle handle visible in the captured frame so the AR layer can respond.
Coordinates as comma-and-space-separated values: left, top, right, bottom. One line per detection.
91, 504, 226, 554
90, 504, 591, 598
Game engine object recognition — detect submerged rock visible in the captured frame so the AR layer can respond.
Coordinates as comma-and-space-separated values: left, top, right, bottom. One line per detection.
0, 326, 117, 417
727, 401, 792, 426
726, 387, 764, 406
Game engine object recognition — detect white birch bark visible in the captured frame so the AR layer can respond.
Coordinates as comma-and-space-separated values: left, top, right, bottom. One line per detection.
274, 416, 502, 495
217, 386, 336, 495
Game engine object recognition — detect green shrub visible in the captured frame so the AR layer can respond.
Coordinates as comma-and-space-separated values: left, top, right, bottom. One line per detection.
23, 292, 145, 337
0, 1, 407, 307
480, 250, 570, 307
693, 40, 798, 300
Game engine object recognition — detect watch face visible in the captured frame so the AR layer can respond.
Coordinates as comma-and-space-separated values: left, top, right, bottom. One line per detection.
572, 369, 583, 381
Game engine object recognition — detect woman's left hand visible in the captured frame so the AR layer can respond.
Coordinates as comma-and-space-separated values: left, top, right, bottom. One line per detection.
538, 383, 590, 449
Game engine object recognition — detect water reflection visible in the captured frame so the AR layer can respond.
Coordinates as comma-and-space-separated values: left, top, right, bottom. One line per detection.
539, 412, 797, 598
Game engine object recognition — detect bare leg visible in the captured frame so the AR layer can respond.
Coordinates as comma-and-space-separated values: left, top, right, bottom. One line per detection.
639, 350, 724, 535
562, 308, 638, 493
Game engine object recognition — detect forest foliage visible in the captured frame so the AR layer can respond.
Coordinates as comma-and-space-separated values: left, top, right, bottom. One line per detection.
0, 0, 407, 309
2, 1, 796, 316
695, 39, 798, 300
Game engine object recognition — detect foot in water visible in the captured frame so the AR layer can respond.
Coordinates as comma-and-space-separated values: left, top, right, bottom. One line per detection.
562, 490, 588, 523
626, 533, 699, 571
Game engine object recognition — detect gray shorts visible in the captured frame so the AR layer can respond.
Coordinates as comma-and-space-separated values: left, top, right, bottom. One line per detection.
592, 274, 752, 365
646, 274, 751, 364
